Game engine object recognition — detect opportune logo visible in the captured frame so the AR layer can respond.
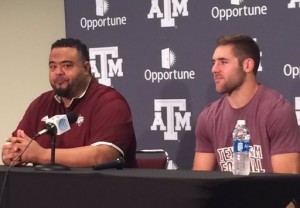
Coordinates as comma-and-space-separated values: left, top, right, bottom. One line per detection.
288, 0, 300, 8
283, 64, 300, 79
296, 97, 300, 126
144, 48, 195, 83
80, 0, 127, 31
147, 0, 189, 27
162, 48, 176, 69
89, 46, 123, 86
96, 0, 109, 16
151, 99, 191, 140
211, 0, 268, 21
231, 0, 244, 5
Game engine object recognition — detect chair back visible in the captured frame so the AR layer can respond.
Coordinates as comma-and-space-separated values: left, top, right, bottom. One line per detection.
136, 149, 169, 169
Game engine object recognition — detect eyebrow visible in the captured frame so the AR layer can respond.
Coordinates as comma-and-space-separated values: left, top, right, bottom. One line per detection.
49, 60, 73, 65
212, 57, 229, 62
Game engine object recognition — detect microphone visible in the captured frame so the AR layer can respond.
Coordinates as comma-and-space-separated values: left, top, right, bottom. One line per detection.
34, 112, 78, 138
93, 157, 125, 170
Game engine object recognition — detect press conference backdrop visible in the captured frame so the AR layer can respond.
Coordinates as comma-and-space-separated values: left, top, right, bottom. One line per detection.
64, 0, 300, 169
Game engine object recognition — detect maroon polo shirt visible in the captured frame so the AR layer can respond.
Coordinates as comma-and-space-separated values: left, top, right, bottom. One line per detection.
13, 78, 137, 167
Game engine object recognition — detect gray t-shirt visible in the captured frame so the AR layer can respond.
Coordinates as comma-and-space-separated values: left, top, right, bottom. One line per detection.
195, 84, 300, 173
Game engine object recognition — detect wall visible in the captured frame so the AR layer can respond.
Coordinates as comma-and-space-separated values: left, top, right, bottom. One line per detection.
0, 0, 65, 162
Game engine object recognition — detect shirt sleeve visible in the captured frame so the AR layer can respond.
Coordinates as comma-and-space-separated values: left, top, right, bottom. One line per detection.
195, 107, 215, 153
88, 91, 135, 155
267, 98, 300, 155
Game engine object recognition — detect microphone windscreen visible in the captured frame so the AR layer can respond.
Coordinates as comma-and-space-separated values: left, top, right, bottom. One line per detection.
66, 112, 78, 124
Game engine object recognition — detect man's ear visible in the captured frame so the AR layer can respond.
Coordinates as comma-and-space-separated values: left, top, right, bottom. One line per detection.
243, 58, 255, 73
84, 61, 91, 74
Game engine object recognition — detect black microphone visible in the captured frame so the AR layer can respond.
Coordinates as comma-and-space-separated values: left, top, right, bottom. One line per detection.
33, 112, 78, 138
93, 157, 125, 170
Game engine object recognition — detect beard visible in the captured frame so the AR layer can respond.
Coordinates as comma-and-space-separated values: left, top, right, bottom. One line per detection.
216, 82, 242, 94
53, 84, 72, 98
215, 68, 246, 94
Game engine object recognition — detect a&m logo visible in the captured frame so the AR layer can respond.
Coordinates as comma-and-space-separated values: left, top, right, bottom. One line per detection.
89, 47, 123, 86
147, 0, 189, 27
295, 97, 300, 126
288, 0, 300, 8
151, 99, 191, 140
253, 38, 263, 72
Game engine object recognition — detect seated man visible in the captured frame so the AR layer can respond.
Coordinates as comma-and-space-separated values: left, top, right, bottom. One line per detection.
193, 34, 300, 173
193, 34, 300, 207
2, 38, 137, 168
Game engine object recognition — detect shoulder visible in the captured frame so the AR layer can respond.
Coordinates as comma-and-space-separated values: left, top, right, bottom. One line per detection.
259, 85, 283, 100
199, 95, 226, 117
196, 96, 226, 129
29, 90, 55, 107
86, 79, 129, 108
258, 85, 293, 110
89, 78, 123, 97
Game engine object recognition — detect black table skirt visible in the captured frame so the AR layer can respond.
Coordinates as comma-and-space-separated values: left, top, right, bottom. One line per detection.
0, 166, 299, 208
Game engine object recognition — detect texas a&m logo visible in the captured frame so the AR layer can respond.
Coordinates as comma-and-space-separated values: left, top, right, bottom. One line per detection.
288, 0, 300, 8
151, 99, 191, 140
89, 47, 123, 86
147, 0, 189, 27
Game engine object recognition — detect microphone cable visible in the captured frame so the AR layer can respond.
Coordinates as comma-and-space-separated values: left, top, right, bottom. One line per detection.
0, 137, 35, 208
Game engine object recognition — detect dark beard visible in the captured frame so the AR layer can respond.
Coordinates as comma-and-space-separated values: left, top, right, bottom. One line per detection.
55, 86, 72, 98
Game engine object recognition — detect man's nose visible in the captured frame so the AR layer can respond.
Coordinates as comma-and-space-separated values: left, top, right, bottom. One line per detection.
211, 62, 219, 73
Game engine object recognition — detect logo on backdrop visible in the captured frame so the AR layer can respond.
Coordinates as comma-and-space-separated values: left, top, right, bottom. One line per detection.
253, 38, 263, 72
89, 46, 123, 86
288, 0, 300, 8
144, 48, 195, 83
147, 0, 189, 27
161, 48, 176, 69
295, 97, 300, 126
96, 0, 109, 16
80, 0, 127, 30
283, 64, 300, 79
231, 0, 244, 5
211, 0, 268, 21
151, 99, 191, 140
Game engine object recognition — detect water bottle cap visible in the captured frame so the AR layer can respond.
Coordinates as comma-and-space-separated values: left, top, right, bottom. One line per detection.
237, 120, 246, 125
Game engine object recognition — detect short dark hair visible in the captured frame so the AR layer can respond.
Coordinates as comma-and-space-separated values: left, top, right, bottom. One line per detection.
216, 35, 260, 75
51, 38, 90, 62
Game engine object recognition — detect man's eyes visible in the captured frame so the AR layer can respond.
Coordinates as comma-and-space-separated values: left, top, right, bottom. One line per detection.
49, 63, 73, 70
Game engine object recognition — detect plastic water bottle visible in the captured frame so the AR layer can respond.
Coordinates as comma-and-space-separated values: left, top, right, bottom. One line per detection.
232, 120, 250, 175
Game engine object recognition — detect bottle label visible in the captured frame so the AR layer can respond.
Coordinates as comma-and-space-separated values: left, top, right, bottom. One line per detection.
233, 140, 250, 153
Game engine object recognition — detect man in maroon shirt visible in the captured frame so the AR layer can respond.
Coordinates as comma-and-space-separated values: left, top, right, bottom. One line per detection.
193, 35, 300, 174
2, 38, 137, 168
193, 34, 300, 207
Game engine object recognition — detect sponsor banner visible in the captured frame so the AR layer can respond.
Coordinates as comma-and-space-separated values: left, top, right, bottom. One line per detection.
65, 0, 300, 169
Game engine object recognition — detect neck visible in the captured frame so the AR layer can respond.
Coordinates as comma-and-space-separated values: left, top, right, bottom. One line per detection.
61, 76, 92, 108
227, 81, 259, 109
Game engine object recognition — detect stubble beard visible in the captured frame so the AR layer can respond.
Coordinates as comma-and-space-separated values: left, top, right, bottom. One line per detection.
215, 71, 245, 95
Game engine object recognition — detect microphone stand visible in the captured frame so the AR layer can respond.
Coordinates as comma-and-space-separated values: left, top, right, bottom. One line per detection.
35, 129, 70, 171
